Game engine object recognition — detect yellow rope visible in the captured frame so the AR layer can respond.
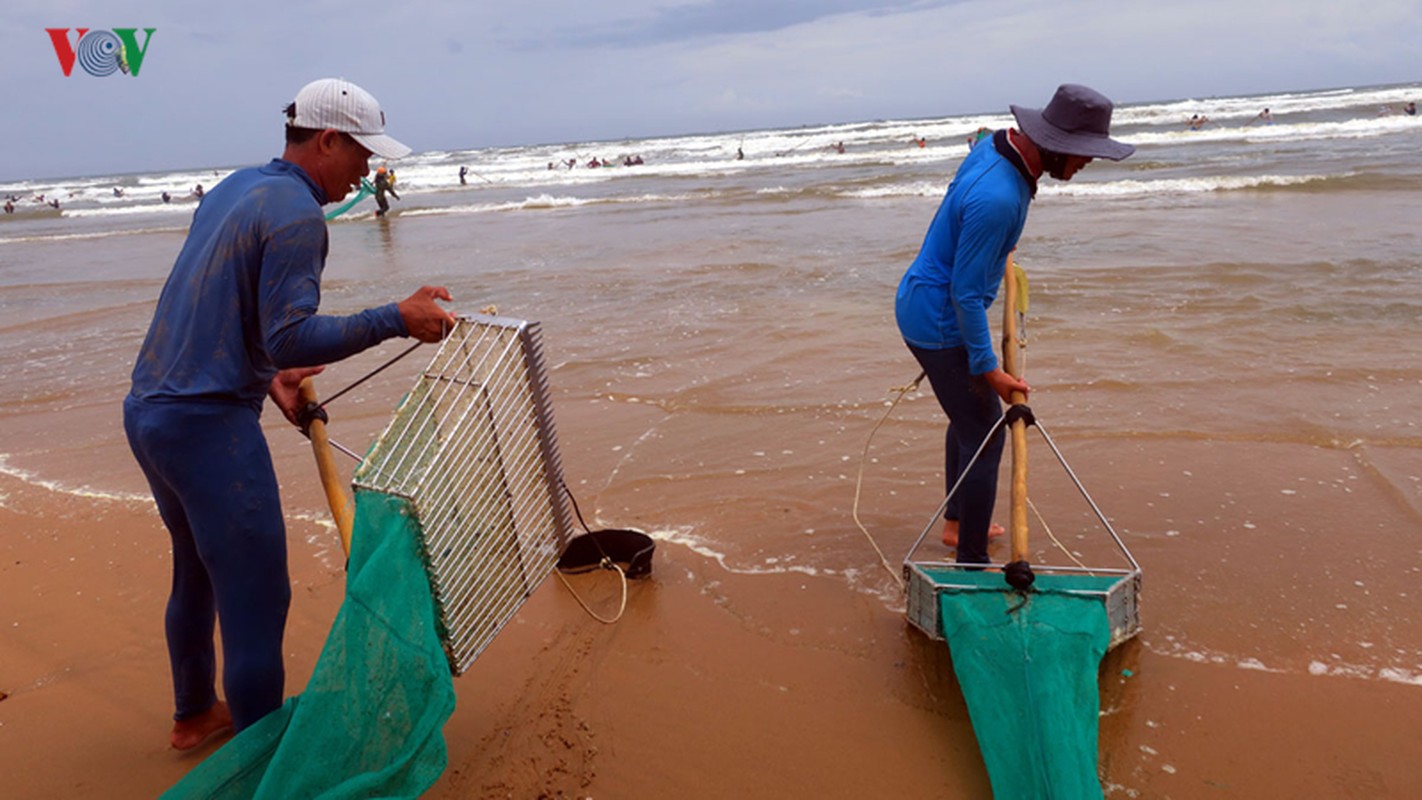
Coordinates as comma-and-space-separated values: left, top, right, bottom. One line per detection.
555, 559, 630, 624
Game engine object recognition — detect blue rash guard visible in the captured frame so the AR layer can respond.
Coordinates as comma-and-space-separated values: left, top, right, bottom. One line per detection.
895, 130, 1034, 375
124, 159, 409, 732
894, 130, 1036, 565
130, 158, 406, 409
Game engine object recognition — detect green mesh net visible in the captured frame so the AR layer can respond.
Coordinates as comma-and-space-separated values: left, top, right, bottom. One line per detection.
323, 177, 376, 221
163, 490, 456, 799
938, 575, 1110, 800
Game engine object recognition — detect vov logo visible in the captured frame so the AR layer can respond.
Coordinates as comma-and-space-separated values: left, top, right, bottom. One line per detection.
46, 28, 156, 77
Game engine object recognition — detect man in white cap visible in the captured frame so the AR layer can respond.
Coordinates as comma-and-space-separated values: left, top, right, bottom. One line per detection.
895, 83, 1134, 565
124, 78, 458, 750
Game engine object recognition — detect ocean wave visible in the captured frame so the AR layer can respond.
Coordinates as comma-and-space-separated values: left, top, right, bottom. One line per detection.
0, 453, 153, 505
62, 203, 195, 219
839, 180, 943, 199
1124, 115, 1419, 146
4, 80, 1418, 241
400, 191, 697, 216
0, 224, 187, 245
1043, 173, 1337, 198
1116, 84, 1418, 127
836, 172, 1355, 201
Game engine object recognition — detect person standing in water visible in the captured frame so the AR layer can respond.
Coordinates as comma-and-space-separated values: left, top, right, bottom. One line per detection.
895, 84, 1135, 562
123, 77, 456, 751
373, 165, 399, 217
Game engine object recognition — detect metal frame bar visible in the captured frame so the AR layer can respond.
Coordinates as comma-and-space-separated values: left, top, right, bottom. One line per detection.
351, 314, 573, 674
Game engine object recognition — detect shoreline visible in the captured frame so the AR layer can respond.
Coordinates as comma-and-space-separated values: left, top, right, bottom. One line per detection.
5, 429, 1422, 799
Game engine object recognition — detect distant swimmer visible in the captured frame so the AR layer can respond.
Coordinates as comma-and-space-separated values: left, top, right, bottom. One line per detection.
113, 187, 125, 197
587, 158, 602, 168
161, 191, 172, 203
565, 158, 577, 169
192, 183, 205, 198
736, 147, 744, 160
1406, 101, 1417, 116
1185, 114, 1212, 130
832, 141, 845, 154
966, 127, 992, 147
458, 165, 468, 185
373, 166, 399, 217
3, 200, 12, 213
917, 137, 927, 148
47, 198, 60, 209
1244, 108, 1273, 126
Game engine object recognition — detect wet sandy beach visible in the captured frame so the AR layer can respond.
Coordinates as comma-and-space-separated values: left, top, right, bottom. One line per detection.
4, 84, 1422, 797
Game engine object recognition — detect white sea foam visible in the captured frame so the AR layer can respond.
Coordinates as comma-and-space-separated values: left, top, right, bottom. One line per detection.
0, 453, 152, 504
1149, 636, 1422, 687
647, 526, 822, 578
0, 224, 186, 246
400, 191, 696, 218
1043, 173, 1336, 198
4, 80, 1418, 243
61, 203, 195, 218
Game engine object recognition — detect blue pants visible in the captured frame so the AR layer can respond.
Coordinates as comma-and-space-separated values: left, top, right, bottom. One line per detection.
906, 344, 1005, 564
123, 396, 290, 731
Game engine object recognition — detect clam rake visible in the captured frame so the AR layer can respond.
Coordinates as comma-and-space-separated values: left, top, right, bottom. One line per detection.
904, 251, 1141, 645
900, 255, 1143, 800
302, 313, 576, 675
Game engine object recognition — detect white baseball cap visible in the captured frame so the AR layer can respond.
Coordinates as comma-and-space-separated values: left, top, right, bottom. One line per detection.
288, 78, 411, 160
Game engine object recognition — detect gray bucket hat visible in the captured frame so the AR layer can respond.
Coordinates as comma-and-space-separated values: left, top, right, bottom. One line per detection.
1010, 84, 1134, 161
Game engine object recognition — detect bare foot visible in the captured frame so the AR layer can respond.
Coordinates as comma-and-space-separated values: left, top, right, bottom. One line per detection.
171, 701, 232, 751
941, 521, 1007, 548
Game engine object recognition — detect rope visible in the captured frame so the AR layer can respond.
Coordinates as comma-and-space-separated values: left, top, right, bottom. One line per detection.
851, 371, 926, 589
317, 340, 424, 411
555, 562, 629, 625
553, 480, 631, 624
313, 319, 458, 461
318, 315, 466, 416
1026, 496, 1091, 573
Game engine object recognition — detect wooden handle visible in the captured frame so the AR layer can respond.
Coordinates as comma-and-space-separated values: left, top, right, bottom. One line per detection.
298, 378, 353, 556
1000, 254, 1029, 564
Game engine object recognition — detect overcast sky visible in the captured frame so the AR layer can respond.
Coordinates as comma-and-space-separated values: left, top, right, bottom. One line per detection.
4, 0, 1419, 180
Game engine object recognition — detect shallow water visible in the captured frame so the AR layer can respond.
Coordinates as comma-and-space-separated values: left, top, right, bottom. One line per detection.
2, 82, 1421, 705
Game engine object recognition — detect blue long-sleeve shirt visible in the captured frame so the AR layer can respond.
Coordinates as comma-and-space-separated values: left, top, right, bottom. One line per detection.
130, 159, 407, 411
895, 131, 1034, 374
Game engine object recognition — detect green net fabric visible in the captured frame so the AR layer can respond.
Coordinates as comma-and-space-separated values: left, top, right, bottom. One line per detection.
939, 582, 1110, 800
163, 490, 456, 799
323, 177, 376, 221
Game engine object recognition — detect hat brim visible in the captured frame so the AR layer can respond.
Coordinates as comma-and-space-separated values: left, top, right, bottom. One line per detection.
1010, 105, 1135, 161
350, 131, 412, 161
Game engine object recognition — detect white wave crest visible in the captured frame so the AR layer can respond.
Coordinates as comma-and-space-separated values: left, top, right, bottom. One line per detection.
1043, 173, 1336, 198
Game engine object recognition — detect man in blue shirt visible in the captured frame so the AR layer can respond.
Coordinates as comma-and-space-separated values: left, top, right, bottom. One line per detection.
895, 84, 1134, 564
124, 78, 457, 750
